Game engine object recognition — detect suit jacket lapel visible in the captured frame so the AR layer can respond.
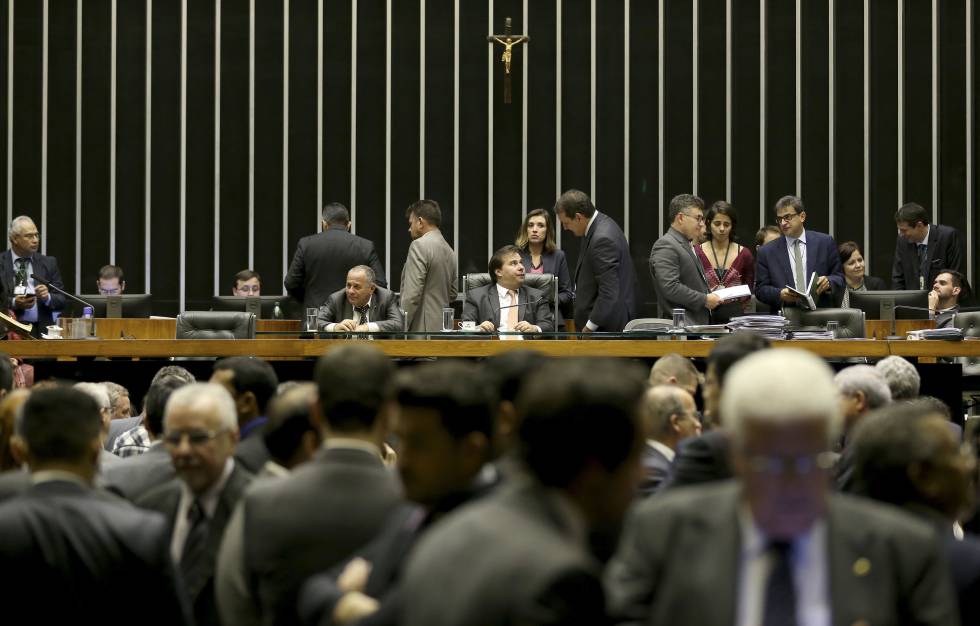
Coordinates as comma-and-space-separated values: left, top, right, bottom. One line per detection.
486, 287, 501, 324
575, 215, 600, 283
669, 229, 708, 287
775, 236, 794, 288
827, 498, 876, 626
700, 488, 741, 625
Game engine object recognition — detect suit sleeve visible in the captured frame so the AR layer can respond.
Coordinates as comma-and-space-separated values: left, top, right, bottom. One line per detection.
897, 530, 961, 626
399, 241, 427, 326
42, 256, 66, 311
532, 291, 554, 333
284, 242, 307, 301
649, 240, 707, 312
462, 289, 487, 324
215, 501, 262, 626
147, 514, 196, 626
945, 227, 965, 275
585, 234, 627, 329
823, 237, 845, 292
376, 294, 404, 333
316, 294, 342, 330
754, 246, 781, 308
366, 242, 388, 288
891, 238, 907, 290
604, 504, 663, 626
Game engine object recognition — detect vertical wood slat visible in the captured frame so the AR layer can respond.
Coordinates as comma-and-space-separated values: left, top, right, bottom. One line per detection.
213, 0, 221, 295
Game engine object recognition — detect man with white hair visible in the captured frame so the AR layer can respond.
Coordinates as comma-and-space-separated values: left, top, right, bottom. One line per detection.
875, 355, 921, 400
2, 215, 65, 337
834, 364, 892, 438
606, 348, 958, 626
137, 383, 254, 626
73, 381, 119, 473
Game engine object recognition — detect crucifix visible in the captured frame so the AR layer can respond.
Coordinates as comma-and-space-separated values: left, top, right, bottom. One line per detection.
487, 17, 529, 104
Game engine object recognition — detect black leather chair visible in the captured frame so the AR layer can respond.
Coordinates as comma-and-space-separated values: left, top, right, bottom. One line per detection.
461, 273, 558, 327
784, 307, 865, 339
954, 311, 980, 374
176, 311, 256, 339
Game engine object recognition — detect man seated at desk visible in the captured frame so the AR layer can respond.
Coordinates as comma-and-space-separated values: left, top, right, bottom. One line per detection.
929, 269, 968, 328
462, 245, 554, 338
316, 265, 402, 333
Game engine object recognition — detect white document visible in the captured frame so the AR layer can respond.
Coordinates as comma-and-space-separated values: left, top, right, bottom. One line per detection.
785, 272, 818, 311
712, 284, 751, 302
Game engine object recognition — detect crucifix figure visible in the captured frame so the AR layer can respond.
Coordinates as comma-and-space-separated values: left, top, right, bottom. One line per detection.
487, 17, 529, 104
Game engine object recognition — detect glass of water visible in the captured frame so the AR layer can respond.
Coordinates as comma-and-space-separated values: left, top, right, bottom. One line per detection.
442, 308, 454, 332
306, 308, 318, 332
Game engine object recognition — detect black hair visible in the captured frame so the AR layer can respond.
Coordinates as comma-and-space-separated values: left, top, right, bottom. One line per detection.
18, 387, 101, 464
144, 375, 191, 437
393, 361, 496, 441
212, 356, 280, 414
314, 345, 395, 433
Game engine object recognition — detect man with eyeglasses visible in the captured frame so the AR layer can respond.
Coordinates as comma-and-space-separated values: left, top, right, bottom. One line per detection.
650, 194, 721, 325
755, 195, 844, 311
137, 382, 254, 626
606, 348, 958, 626
1, 215, 65, 337
97, 264, 126, 295
232, 269, 262, 296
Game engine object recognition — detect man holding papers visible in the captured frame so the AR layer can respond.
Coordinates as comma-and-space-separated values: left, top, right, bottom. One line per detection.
650, 195, 724, 325
755, 195, 844, 311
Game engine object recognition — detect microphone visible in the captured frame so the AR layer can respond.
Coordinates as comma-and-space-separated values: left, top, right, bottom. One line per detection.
498, 296, 545, 310
30, 274, 95, 312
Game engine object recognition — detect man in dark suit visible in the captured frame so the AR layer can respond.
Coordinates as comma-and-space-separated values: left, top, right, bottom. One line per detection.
284, 202, 387, 309
1, 215, 65, 336
103, 375, 188, 501
0, 387, 192, 625
215, 344, 402, 626
555, 189, 637, 332
317, 265, 404, 333
463, 245, 554, 336
296, 361, 498, 626
892, 202, 965, 291
137, 383, 254, 626
606, 348, 958, 626
755, 196, 844, 310
401, 358, 647, 626
640, 385, 701, 497
210, 356, 279, 474
848, 403, 980, 625
650, 194, 721, 324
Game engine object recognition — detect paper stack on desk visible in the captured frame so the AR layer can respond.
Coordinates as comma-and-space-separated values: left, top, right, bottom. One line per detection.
726, 315, 790, 340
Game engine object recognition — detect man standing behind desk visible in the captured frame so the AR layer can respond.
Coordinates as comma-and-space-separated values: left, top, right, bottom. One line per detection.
401, 199, 458, 333
650, 194, 720, 325
755, 195, 843, 311
285, 203, 386, 309
2, 215, 65, 336
554, 189, 637, 332
892, 202, 965, 291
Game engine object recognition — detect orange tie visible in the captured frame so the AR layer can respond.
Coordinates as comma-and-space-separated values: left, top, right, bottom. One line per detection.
507, 290, 519, 331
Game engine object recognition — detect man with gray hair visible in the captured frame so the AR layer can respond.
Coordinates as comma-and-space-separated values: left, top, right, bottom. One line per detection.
606, 348, 958, 626
640, 385, 701, 496
316, 264, 403, 333
137, 383, 254, 626
875, 355, 921, 400
2, 215, 65, 336
648, 353, 701, 398
73, 381, 119, 473
834, 364, 892, 438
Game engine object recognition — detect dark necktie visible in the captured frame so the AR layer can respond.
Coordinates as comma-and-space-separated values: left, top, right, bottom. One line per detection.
180, 499, 209, 590
354, 305, 369, 324
762, 541, 797, 626
917, 243, 929, 280
14, 258, 27, 285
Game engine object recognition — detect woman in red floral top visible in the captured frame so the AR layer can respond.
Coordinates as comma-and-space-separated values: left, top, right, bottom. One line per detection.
695, 201, 755, 323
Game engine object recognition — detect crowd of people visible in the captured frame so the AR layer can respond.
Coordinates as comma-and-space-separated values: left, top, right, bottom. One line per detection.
0, 337, 976, 624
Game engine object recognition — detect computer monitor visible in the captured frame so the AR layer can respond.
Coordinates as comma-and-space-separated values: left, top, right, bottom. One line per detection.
70, 294, 155, 319
210, 296, 303, 320
847, 289, 930, 320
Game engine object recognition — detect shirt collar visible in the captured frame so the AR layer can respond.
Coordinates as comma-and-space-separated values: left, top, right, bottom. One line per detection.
180, 457, 235, 518
261, 460, 291, 478
647, 439, 676, 462
496, 283, 518, 299
11, 250, 31, 264
785, 229, 808, 247
32, 470, 89, 487
918, 224, 931, 246
585, 211, 600, 237
323, 437, 383, 459
737, 503, 825, 558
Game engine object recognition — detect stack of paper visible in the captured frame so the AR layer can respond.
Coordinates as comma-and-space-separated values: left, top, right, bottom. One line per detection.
789, 327, 835, 340
726, 315, 790, 340
906, 327, 963, 341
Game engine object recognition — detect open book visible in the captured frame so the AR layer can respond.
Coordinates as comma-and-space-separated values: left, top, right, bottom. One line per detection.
785, 272, 818, 311
0, 311, 34, 339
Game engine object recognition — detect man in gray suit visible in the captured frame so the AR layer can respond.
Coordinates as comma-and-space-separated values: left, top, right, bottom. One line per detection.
640, 385, 701, 497
400, 199, 458, 333
103, 375, 189, 501
650, 194, 721, 325
215, 344, 402, 626
316, 265, 403, 333
606, 348, 958, 626
463, 245, 554, 335
137, 383, 254, 626
401, 358, 647, 626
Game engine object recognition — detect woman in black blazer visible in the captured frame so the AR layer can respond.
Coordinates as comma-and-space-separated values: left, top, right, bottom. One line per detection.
515, 208, 574, 317
837, 241, 886, 307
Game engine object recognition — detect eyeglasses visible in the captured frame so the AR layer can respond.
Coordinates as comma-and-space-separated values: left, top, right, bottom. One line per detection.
17, 232, 39, 240
162, 429, 226, 448
775, 212, 800, 224
681, 212, 705, 224
743, 451, 836, 476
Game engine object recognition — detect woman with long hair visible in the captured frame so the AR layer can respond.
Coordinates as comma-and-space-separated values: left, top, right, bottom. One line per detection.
695, 201, 755, 322
515, 208, 574, 316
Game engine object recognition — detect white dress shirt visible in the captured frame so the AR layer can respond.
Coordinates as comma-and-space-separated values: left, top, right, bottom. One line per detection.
646, 439, 676, 462
324, 297, 380, 332
736, 508, 830, 626
496, 283, 539, 339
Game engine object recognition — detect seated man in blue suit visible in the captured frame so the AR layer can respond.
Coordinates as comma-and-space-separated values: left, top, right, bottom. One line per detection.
755, 196, 844, 310
2, 215, 65, 336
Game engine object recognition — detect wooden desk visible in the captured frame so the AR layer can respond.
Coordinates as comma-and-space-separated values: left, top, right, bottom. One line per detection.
59, 317, 177, 340
0, 338, 932, 360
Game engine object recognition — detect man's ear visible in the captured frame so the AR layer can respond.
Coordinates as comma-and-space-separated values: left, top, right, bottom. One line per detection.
10, 435, 27, 466
854, 390, 868, 414
238, 390, 258, 417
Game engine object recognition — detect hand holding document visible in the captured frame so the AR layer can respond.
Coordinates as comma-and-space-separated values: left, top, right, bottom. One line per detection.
785, 272, 818, 311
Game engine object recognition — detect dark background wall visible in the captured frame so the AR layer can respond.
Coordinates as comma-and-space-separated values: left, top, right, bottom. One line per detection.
1, 0, 976, 316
